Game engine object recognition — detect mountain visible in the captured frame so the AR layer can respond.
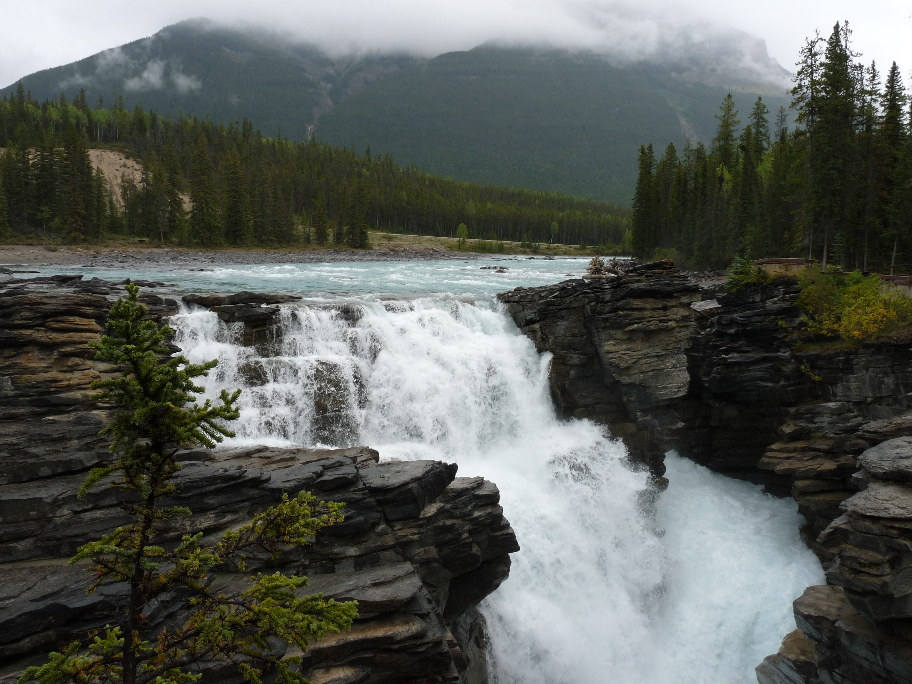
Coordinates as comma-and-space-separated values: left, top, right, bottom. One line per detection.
318, 47, 789, 203
2, 19, 791, 203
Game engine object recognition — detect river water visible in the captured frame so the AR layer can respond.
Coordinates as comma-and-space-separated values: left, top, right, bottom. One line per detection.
34, 257, 824, 682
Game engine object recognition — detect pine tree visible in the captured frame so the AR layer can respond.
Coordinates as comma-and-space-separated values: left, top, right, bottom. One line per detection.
188, 135, 222, 247
813, 22, 859, 267
21, 285, 357, 684
61, 121, 94, 242
748, 97, 771, 158
631, 144, 658, 259
223, 150, 253, 246
313, 195, 329, 245
0, 167, 10, 240
711, 94, 741, 171
34, 128, 59, 233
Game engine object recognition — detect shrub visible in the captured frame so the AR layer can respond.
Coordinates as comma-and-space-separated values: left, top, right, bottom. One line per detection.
797, 268, 912, 341
724, 254, 770, 292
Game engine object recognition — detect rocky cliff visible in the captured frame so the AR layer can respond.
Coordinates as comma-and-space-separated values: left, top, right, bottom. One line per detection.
0, 275, 519, 684
498, 261, 912, 684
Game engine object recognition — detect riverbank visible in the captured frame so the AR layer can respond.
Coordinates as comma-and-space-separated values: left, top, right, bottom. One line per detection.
0, 244, 493, 269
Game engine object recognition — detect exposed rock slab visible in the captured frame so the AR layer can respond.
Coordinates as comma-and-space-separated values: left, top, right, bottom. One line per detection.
758, 585, 912, 684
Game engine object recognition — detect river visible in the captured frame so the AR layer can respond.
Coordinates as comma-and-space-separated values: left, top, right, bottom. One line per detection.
33, 256, 824, 682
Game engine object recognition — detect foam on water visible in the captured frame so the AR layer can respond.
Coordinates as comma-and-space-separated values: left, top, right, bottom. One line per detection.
168, 280, 824, 684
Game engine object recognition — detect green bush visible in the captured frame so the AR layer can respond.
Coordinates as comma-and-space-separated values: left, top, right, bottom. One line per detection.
724, 255, 770, 292
797, 267, 912, 341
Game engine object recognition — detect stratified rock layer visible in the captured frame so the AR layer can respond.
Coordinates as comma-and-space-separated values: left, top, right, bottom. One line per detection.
0, 276, 519, 684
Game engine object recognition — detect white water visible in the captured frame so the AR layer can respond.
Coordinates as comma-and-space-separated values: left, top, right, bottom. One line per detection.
161, 263, 823, 683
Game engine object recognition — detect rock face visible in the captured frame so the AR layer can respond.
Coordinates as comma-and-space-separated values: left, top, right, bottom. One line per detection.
499, 262, 912, 683
499, 262, 912, 491
0, 277, 519, 684
497, 261, 699, 477
757, 585, 912, 684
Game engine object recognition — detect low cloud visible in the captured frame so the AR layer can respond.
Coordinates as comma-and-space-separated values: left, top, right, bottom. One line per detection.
172, 71, 201, 93
124, 59, 166, 91
4, 0, 911, 94
209, 0, 791, 87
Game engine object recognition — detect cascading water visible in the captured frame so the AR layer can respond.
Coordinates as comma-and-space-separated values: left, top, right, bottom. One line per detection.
171, 290, 824, 683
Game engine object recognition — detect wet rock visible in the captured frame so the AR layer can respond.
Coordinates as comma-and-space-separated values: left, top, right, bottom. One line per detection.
498, 260, 699, 477
0, 446, 517, 683
859, 437, 912, 483
182, 292, 301, 308
759, 585, 912, 684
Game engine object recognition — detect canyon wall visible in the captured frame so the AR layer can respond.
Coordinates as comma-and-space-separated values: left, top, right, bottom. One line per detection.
499, 261, 912, 684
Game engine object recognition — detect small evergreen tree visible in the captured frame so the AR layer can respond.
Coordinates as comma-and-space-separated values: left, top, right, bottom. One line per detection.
21, 285, 357, 684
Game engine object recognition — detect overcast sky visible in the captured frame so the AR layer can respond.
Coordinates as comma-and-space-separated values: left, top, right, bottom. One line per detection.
2, 0, 910, 90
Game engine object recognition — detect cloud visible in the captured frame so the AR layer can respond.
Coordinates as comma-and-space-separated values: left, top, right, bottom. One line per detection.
3, 0, 911, 91
124, 59, 166, 91
204, 1, 790, 88
172, 71, 201, 93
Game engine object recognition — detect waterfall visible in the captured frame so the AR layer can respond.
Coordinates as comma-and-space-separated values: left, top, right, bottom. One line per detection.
171, 296, 823, 684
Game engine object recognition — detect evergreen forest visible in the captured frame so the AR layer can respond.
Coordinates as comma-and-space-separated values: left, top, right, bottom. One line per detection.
0, 86, 630, 249
631, 23, 912, 273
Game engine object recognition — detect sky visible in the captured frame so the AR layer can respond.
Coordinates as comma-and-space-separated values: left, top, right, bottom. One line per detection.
1, 0, 910, 90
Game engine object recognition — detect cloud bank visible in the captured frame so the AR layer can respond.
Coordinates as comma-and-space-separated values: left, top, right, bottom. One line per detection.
3, 0, 910, 89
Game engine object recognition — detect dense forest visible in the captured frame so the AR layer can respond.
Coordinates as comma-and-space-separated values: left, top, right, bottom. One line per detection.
0, 85, 630, 248
631, 23, 912, 273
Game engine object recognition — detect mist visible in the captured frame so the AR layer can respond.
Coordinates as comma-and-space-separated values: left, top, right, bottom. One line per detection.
3, 0, 911, 90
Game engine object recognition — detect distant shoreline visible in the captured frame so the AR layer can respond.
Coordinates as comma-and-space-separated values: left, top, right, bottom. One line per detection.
0, 245, 501, 270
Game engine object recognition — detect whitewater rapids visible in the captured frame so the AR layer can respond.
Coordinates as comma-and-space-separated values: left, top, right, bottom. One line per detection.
170, 291, 822, 683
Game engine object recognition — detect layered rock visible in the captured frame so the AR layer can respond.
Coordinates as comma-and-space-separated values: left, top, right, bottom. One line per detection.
498, 260, 699, 477
757, 585, 912, 684
0, 277, 519, 684
499, 262, 912, 493
0, 275, 178, 490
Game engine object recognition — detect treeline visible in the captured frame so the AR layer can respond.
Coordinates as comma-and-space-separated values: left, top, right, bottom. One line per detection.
631, 22, 912, 273
0, 83, 630, 248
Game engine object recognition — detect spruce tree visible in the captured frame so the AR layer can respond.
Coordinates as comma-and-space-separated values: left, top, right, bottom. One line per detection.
631, 144, 658, 259
223, 150, 253, 246
313, 195, 329, 245
0, 167, 10, 240
61, 121, 94, 242
189, 135, 223, 247
711, 94, 741, 171
814, 22, 859, 267
748, 97, 771, 158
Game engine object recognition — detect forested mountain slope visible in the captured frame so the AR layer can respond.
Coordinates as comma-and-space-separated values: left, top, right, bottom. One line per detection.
318, 47, 789, 203
0, 91, 630, 248
3, 20, 789, 204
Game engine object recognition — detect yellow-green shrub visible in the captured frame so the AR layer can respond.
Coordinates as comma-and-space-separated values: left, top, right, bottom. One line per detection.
797, 268, 912, 341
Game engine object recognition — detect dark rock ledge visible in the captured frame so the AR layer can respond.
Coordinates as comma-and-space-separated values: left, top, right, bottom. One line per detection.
498, 261, 912, 683
0, 276, 519, 684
